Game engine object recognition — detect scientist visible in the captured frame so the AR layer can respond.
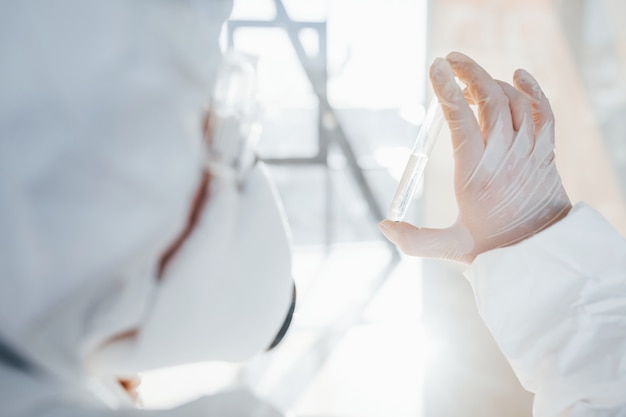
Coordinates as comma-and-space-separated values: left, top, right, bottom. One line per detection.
380, 52, 626, 417
0, 1, 292, 416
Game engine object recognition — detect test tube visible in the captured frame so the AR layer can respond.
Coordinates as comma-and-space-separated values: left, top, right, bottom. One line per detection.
387, 96, 445, 221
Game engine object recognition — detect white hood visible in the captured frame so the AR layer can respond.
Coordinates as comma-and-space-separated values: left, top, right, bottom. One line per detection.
0, 0, 294, 380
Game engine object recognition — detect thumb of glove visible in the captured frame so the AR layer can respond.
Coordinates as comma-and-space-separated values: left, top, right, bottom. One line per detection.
378, 221, 474, 262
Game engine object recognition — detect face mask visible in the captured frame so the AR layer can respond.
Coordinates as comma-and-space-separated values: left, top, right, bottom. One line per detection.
86, 162, 295, 375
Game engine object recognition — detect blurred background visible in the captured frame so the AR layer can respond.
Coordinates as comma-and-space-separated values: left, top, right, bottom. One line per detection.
139, 0, 626, 416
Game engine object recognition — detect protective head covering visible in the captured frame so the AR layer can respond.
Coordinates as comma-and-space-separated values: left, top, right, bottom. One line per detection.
0, 0, 294, 381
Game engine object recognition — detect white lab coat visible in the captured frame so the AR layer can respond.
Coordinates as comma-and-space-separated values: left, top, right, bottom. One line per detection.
466, 203, 626, 417
0, 1, 290, 416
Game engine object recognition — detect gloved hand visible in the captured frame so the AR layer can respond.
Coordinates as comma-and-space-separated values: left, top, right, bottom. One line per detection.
379, 52, 572, 264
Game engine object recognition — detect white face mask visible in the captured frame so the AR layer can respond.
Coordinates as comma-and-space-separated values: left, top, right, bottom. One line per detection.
85, 163, 296, 376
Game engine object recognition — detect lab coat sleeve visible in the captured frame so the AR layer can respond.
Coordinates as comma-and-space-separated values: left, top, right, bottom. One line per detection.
465, 203, 626, 417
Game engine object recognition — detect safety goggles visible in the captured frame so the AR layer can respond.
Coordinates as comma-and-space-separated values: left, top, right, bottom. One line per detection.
203, 51, 262, 190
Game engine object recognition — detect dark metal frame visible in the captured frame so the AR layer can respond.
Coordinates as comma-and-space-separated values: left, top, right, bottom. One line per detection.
227, 0, 400, 259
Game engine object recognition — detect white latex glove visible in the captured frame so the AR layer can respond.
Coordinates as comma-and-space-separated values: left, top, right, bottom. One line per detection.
379, 52, 572, 264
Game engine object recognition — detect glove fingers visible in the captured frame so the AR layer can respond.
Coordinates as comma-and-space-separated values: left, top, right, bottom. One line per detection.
495, 80, 534, 156
513, 69, 555, 141
462, 87, 475, 105
429, 57, 484, 178
446, 52, 514, 148
378, 221, 473, 263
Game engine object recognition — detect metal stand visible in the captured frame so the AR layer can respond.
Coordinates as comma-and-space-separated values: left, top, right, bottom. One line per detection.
227, 0, 400, 259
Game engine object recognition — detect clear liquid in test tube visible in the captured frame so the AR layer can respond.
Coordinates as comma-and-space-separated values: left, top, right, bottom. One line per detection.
387, 96, 445, 221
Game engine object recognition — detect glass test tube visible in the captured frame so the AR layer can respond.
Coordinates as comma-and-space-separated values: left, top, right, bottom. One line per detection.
387, 96, 445, 221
